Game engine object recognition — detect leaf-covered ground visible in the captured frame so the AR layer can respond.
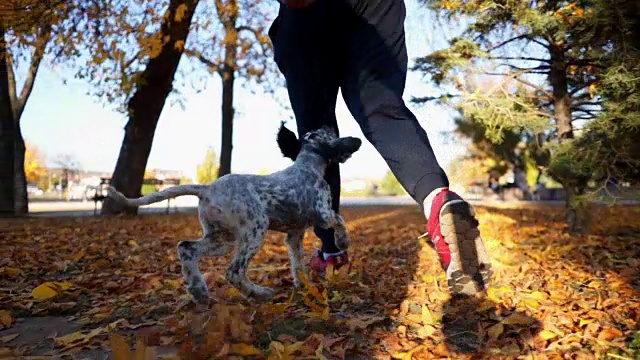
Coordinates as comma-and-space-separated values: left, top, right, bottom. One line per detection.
1, 204, 639, 359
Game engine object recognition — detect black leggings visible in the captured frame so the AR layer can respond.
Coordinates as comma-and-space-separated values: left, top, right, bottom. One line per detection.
268, 0, 449, 253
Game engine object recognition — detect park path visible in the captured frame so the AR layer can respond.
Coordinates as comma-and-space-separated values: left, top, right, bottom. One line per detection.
25, 196, 584, 218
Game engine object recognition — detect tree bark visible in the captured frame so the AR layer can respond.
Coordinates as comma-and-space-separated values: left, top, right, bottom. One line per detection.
5, 24, 51, 215
549, 44, 574, 142
217, 67, 235, 178
101, 0, 199, 215
565, 184, 592, 235
549, 43, 589, 234
0, 26, 16, 217
9, 48, 47, 215
14, 129, 27, 214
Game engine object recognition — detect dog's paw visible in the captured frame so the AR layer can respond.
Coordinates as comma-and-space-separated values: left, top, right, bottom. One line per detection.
189, 289, 210, 305
251, 286, 276, 302
187, 281, 210, 305
335, 233, 349, 252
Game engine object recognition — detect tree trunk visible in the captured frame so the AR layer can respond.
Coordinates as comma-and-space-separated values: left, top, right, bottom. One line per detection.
0, 26, 16, 217
549, 45, 574, 142
565, 184, 591, 235
217, 68, 235, 178
14, 128, 27, 214
0, 24, 16, 216
101, 0, 200, 215
6, 25, 50, 216
548, 43, 590, 234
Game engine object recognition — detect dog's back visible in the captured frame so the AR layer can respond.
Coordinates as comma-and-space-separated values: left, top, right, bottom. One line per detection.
205, 167, 325, 232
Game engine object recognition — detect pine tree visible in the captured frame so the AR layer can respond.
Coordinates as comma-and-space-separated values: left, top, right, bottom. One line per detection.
413, 0, 609, 233
550, 0, 640, 208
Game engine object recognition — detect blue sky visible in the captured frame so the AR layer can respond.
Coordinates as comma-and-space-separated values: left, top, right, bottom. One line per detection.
19, 0, 467, 182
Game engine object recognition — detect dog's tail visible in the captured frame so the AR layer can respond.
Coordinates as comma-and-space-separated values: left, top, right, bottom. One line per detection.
106, 184, 206, 207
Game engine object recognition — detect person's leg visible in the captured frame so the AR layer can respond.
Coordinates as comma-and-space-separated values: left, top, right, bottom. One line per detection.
268, 2, 349, 271
340, 0, 492, 295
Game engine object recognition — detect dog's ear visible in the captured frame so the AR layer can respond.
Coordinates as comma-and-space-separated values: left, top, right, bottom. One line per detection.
326, 136, 362, 163
276, 121, 301, 160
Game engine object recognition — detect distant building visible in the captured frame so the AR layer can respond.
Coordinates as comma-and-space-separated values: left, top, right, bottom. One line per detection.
147, 168, 184, 181
341, 178, 376, 192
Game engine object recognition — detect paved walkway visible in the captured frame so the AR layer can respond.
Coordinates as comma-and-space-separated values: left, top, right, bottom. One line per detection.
24, 196, 624, 218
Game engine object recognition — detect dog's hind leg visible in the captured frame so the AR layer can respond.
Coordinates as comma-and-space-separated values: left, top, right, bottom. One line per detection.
285, 229, 306, 288
177, 229, 233, 304
225, 215, 274, 301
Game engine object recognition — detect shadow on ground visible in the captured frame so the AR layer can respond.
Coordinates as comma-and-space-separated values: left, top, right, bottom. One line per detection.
5, 204, 637, 358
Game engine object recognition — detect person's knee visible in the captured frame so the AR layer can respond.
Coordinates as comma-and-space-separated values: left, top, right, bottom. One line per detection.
353, 93, 416, 141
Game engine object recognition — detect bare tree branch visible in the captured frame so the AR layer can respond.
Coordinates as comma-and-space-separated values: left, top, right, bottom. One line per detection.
496, 62, 550, 73
487, 34, 529, 52
566, 59, 605, 68
410, 93, 460, 103
573, 99, 603, 107
237, 25, 270, 56
14, 24, 51, 121
184, 48, 221, 74
490, 56, 551, 63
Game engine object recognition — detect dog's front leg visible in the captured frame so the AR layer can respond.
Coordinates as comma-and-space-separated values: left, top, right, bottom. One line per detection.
285, 229, 306, 288
315, 210, 349, 252
314, 191, 349, 251
331, 213, 349, 251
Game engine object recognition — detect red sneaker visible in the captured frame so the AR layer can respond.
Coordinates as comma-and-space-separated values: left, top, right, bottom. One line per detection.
309, 250, 349, 274
425, 189, 492, 296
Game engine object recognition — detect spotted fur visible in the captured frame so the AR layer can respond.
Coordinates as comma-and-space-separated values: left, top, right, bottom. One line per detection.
106, 123, 362, 304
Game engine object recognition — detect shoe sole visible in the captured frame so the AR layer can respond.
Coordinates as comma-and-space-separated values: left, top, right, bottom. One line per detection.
439, 200, 493, 296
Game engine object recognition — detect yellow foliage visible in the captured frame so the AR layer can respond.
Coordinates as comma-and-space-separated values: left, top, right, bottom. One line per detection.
32, 281, 74, 301
589, 80, 600, 98
24, 142, 47, 183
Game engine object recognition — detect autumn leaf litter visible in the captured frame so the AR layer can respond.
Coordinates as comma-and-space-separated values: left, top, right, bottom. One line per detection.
1, 204, 639, 359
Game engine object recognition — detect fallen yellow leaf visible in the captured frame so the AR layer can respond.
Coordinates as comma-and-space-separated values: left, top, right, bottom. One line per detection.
298, 269, 325, 303
55, 319, 126, 349
404, 314, 423, 324
32, 281, 74, 301
3, 267, 21, 277
528, 291, 548, 301
538, 329, 559, 340
267, 341, 286, 360
487, 286, 512, 302
421, 305, 434, 325
230, 343, 263, 356
417, 324, 436, 339
392, 345, 426, 360
579, 318, 594, 327
0, 311, 11, 328
285, 341, 304, 354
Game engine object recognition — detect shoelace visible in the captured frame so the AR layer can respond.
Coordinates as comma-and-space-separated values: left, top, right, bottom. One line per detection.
417, 231, 429, 239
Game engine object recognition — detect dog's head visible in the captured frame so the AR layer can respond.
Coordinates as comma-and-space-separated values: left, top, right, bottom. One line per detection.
276, 122, 362, 164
